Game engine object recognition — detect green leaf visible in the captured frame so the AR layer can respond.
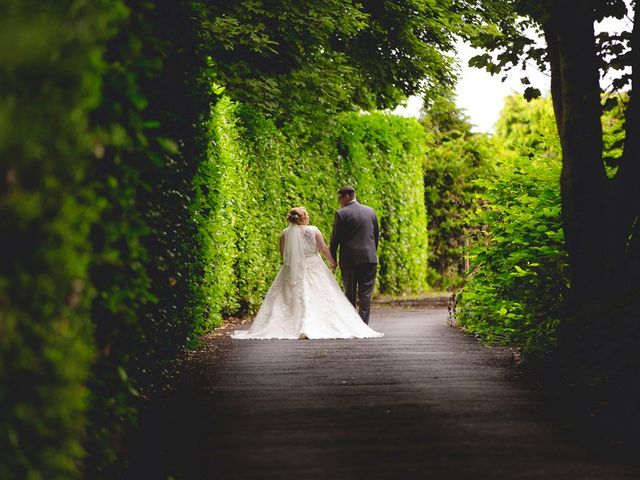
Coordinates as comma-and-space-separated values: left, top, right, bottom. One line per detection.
156, 137, 179, 154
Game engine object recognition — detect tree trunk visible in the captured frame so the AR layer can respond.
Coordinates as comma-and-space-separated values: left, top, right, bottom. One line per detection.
543, 0, 610, 316
611, 0, 640, 291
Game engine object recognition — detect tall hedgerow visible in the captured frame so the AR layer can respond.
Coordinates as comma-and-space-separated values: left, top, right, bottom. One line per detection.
421, 95, 495, 289
0, 1, 125, 478
85, 1, 215, 475
454, 96, 568, 353
193, 101, 431, 330
192, 96, 248, 331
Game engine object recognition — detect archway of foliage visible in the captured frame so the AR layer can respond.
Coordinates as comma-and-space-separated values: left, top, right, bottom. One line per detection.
1, 0, 466, 477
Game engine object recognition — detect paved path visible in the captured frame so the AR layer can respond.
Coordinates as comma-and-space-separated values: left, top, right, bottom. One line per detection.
128, 308, 640, 479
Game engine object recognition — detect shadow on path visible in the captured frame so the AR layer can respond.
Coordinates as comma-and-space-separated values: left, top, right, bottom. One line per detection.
127, 308, 640, 479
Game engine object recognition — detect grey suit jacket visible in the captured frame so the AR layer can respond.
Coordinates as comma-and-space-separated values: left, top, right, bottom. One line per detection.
330, 200, 379, 267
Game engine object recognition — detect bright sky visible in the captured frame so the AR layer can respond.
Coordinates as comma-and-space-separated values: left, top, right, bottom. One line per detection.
393, 39, 550, 133
453, 39, 550, 133
392, 13, 632, 134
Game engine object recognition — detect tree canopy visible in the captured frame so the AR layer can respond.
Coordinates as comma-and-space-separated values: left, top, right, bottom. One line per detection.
198, 0, 472, 121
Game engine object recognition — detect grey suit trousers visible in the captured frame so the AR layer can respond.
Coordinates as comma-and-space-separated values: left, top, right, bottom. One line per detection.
341, 263, 377, 324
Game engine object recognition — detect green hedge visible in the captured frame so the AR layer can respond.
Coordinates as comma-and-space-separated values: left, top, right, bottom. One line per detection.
0, 1, 125, 478
454, 96, 568, 353
455, 153, 567, 352
455, 94, 627, 354
421, 96, 495, 289
85, 2, 214, 475
1, 1, 215, 476
194, 97, 431, 330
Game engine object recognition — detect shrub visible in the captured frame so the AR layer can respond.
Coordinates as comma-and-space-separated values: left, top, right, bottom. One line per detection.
0, 1, 125, 478
421, 96, 495, 289
454, 96, 568, 353
85, 1, 214, 474
455, 154, 568, 352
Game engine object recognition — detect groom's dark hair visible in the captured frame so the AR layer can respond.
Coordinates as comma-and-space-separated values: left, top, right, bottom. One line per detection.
338, 185, 356, 196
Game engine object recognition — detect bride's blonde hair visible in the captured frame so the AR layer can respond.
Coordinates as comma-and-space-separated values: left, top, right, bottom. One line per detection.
287, 207, 308, 225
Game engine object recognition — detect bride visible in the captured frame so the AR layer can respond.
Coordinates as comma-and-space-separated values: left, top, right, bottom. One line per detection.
233, 207, 383, 339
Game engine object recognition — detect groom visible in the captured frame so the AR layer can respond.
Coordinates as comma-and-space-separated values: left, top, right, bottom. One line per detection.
330, 185, 379, 324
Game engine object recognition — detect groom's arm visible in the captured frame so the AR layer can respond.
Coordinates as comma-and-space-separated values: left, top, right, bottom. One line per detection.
330, 211, 341, 261
373, 212, 379, 250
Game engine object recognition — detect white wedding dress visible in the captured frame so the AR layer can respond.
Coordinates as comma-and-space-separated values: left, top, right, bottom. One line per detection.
233, 224, 383, 340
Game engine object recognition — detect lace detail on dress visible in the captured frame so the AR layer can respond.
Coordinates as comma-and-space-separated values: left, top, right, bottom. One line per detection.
302, 226, 319, 255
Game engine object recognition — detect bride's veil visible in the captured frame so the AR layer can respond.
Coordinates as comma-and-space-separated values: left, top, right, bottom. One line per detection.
282, 223, 305, 285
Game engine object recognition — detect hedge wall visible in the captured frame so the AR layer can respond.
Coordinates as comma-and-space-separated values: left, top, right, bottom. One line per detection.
1, 3, 431, 477
195, 97, 430, 330
0, 1, 125, 478
1, 1, 214, 477
85, 2, 214, 475
454, 96, 568, 353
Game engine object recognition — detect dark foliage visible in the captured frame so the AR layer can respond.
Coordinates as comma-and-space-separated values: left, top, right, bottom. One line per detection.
196, 0, 461, 120
0, 1, 125, 477
85, 1, 215, 474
